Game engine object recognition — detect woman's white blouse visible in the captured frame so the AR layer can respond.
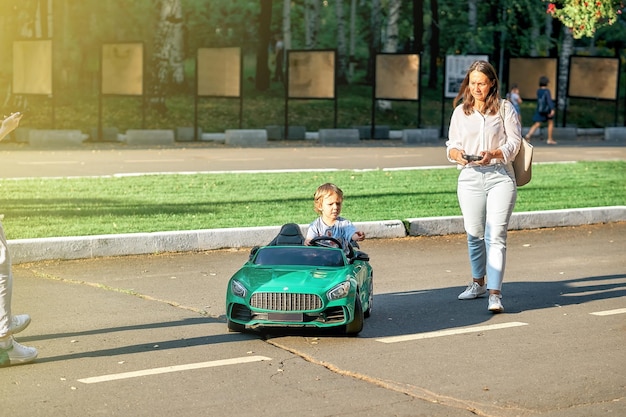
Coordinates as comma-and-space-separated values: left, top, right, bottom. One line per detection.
446, 100, 522, 166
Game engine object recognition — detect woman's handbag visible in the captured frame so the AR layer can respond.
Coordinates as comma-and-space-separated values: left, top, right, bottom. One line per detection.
500, 99, 533, 187
513, 138, 533, 186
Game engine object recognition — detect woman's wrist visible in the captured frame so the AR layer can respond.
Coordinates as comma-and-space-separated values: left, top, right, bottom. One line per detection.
490, 149, 504, 160
449, 148, 461, 161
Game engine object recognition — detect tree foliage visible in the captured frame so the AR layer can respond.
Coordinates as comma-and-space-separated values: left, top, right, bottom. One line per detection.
545, 0, 625, 39
0, 0, 624, 109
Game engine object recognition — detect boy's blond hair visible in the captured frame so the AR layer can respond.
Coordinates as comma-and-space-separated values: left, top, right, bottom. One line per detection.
313, 183, 343, 214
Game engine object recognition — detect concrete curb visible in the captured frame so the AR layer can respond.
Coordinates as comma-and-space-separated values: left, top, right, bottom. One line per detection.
407, 206, 626, 235
9, 206, 625, 264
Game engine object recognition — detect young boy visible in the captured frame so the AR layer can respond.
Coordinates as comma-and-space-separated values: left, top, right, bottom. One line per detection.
507, 83, 522, 123
305, 183, 365, 248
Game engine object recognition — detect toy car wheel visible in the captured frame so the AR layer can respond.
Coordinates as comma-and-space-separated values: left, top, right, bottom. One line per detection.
227, 319, 245, 333
364, 275, 373, 318
345, 297, 364, 335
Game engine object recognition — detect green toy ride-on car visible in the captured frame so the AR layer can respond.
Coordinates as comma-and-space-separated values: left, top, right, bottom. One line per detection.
225, 223, 373, 335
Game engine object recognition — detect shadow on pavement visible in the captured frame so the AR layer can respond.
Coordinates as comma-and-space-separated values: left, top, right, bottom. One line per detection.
16, 316, 264, 364
364, 273, 626, 338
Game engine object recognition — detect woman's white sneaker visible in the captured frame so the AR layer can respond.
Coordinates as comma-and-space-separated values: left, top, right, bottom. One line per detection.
0, 336, 38, 366
10, 314, 31, 334
488, 294, 504, 313
458, 282, 487, 300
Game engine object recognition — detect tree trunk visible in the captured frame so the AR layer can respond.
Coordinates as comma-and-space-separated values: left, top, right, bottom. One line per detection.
428, 0, 439, 89
367, 0, 382, 83
547, 13, 560, 58
495, 1, 505, 82
282, 0, 291, 51
256, 0, 273, 91
3, 0, 43, 111
383, 0, 400, 53
336, 0, 348, 84
37, 0, 50, 38
348, 0, 357, 81
412, 0, 423, 54
150, 0, 184, 114
558, 28, 573, 114
305, 0, 320, 49
468, 0, 477, 52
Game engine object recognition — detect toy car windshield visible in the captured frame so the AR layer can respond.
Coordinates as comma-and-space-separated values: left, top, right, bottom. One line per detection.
253, 246, 346, 267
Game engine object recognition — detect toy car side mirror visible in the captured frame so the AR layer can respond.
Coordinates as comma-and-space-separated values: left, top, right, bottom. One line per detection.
350, 251, 369, 263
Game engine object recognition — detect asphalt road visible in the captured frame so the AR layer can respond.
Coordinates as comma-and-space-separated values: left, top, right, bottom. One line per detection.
1, 139, 625, 416
3, 222, 625, 417
0, 139, 624, 177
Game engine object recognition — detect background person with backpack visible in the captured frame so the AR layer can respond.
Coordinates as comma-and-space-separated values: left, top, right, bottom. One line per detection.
524, 76, 557, 145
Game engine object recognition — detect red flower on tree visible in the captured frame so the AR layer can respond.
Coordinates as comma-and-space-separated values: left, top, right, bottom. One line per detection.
544, 0, 625, 38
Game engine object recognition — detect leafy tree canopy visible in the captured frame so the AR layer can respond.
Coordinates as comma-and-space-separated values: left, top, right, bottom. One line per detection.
545, 0, 625, 38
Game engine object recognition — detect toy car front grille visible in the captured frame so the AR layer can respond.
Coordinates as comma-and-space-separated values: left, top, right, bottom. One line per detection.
250, 292, 323, 311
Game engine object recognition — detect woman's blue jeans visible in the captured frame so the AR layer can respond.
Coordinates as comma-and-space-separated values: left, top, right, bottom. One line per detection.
457, 164, 517, 292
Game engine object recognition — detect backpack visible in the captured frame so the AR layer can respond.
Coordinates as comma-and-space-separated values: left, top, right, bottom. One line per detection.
537, 91, 551, 114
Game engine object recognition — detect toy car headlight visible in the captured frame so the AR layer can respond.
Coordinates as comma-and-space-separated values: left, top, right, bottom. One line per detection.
231, 280, 247, 298
327, 281, 350, 301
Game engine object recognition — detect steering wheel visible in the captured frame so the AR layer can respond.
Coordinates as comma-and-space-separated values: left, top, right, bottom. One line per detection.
309, 236, 343, 249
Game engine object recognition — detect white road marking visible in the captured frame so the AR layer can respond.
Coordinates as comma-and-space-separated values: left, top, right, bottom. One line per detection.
77, 355, 272, 384
395, 291, 429, 296
19, 161, 80, 165
123, 159, 185, 163
590, 308, 626, 316
382, 155, 420, 158
5, 162, 566, 180
376, 322, 529, 344
221, 158, 264, 161
383, 165, 453, 171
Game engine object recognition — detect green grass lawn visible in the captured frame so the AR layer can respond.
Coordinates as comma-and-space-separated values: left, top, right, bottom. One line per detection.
0, 161, 624, 240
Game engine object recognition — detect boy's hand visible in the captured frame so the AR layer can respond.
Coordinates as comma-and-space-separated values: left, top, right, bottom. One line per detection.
353, 231, 365, 241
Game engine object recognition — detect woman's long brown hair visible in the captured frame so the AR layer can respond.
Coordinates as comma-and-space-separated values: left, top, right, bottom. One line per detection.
453, 60, 501, 116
